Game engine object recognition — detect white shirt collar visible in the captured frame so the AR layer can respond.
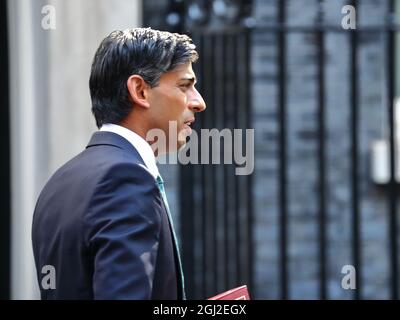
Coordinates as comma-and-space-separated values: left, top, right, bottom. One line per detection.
100, 123, 160, 179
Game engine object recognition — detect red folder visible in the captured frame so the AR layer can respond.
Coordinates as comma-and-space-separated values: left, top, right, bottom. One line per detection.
208, 285, 250, 300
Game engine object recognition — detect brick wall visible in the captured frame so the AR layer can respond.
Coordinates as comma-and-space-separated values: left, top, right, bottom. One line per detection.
145, 0, 394, 299
252, 0, 392, 299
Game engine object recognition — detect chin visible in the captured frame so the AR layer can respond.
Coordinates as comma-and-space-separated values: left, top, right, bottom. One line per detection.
177, 139, 187, 151
176, 129, 190, 150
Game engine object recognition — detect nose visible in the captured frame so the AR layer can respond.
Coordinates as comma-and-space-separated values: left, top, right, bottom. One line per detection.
188, 87, 206, 113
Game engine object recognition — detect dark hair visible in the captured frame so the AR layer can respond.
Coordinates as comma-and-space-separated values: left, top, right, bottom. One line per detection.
89, 28, 199, 128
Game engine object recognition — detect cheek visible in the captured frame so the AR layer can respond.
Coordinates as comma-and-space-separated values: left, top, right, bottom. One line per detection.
152, 89, 187, 122
169, 93, 187, 114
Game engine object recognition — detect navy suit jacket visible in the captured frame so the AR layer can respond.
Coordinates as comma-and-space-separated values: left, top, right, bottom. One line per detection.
32, 131, 183, 299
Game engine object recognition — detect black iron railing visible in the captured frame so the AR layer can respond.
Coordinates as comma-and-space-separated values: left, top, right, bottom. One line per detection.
180, 30, 253, 299
144, 0, 400, 299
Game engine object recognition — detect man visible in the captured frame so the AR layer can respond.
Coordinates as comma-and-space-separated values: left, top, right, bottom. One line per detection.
32, 28, 206, 299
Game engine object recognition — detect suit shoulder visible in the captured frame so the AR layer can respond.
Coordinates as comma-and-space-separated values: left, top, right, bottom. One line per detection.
98, 160, 157, 186
85, 161, 163, 245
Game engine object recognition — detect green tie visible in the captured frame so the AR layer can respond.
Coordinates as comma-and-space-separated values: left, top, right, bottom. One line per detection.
156, 175, 186, 299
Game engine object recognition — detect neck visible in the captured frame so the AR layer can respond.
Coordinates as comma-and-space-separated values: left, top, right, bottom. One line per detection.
118, 117, 164, 157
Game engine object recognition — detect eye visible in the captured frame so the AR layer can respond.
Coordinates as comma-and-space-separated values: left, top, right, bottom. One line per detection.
179, 83, 191, 91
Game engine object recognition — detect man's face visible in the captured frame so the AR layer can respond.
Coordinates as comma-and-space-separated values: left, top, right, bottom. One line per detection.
147, 62, 206, 152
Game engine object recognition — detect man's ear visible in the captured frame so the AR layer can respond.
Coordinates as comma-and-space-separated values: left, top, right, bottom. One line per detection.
126, 75, 151, 109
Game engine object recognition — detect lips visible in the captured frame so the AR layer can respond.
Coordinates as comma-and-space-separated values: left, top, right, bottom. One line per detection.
184, 118, 195, 127
183, 118, 195, 134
